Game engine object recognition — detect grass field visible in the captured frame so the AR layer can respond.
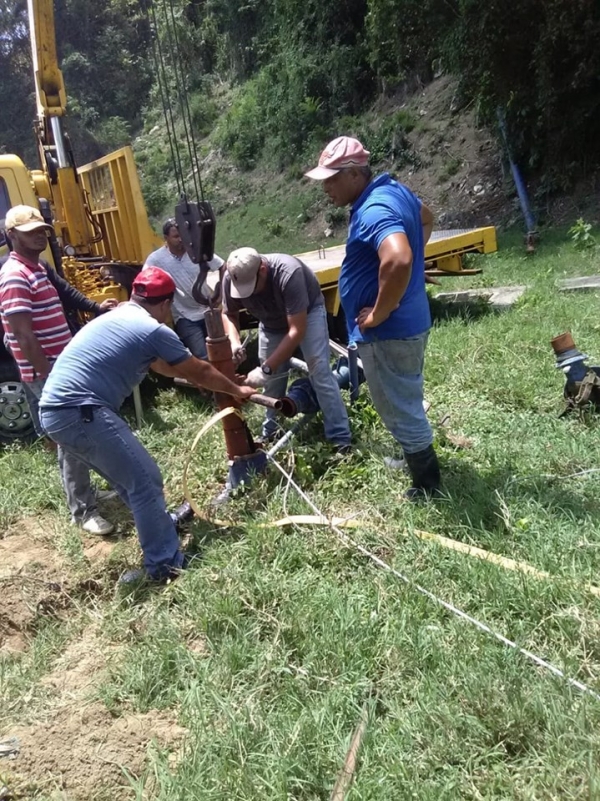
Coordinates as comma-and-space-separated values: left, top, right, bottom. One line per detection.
2, 227, 600, 799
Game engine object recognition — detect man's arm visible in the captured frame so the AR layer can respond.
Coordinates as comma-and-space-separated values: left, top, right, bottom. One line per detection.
421, 203, 434, 245
152, 355, 254, 401
6, 312, 52, 378
356, 233, 413, 333
223, 310, 243, 349
223, 309, 250, 365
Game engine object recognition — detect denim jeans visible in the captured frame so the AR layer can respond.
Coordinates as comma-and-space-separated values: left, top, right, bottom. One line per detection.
39, 405, 183, 578
25, 379, 97, 523
357, 333, 433, 455
259, 304, 351, 445
175, 317, 208, 360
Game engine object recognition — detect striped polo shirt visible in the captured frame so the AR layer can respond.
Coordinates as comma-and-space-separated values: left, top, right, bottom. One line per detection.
0, 254, 72, 382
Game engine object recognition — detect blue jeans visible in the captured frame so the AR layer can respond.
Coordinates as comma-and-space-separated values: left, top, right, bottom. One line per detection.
175, 317, 208, 359
25, 379, 97, 523
39, 405, 183, 578
259, 304, 351, 445
358, 333, 433, 454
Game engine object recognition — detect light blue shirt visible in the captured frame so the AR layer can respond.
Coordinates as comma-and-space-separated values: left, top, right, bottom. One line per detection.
40, 302, 191, 411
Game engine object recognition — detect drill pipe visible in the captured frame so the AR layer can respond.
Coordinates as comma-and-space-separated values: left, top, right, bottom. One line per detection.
204, 309, 257, 459
249, 393, 296, 417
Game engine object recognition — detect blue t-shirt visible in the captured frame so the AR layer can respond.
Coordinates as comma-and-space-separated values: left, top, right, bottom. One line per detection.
339, 173, 431, 344
40, 302, 191, 411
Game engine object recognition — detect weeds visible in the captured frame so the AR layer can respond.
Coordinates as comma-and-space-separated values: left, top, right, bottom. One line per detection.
2, 227, 600, 797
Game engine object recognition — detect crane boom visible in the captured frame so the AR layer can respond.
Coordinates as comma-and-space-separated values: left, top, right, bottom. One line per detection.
27, 0, 93, 253
27, 0, 67, 119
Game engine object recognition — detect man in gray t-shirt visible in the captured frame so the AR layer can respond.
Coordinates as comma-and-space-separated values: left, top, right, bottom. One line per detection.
223, 248, 351, 450
39, 266, 255, 584
144, 218, 223, 359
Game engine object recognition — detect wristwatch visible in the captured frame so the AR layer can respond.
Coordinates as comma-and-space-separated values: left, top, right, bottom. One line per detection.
261, 364, 273, 376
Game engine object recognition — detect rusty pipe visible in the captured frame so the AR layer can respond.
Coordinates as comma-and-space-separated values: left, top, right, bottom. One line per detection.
204, 309, 256, 459
248, 393, 296, 417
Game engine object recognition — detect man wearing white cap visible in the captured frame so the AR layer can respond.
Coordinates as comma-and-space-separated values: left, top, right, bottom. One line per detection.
222, 248, 351, 452
305, 137, 441, 499
0, 205, 114, 534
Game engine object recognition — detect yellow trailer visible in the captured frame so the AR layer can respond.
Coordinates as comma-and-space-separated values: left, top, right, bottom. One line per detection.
297, 226, 498, 315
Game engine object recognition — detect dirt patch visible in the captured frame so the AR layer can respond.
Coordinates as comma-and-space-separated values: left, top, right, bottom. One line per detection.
402, 74, 507, 228
0, 528, 66, 653
3, 624, 186, 799
5, 703, 186, 800
82, 537, 119, 563
40, 625, 112, 698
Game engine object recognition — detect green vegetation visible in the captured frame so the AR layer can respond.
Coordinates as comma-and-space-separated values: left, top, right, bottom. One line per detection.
2, 0, 600, 208
3, 227, 600, 798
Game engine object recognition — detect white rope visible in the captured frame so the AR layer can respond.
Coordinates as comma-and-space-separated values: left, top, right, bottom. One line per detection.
266, 453, 600, 702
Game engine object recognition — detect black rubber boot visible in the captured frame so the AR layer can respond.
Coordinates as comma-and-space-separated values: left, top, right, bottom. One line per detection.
404, 445, 441, 501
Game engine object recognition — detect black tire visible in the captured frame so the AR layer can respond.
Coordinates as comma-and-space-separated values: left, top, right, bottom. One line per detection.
0, 359, 36, 445
327, 308, 349, 345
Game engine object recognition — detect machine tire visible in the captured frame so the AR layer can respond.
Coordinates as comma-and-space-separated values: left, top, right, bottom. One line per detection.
0, 360, 36, 445
327, 308, 348, 345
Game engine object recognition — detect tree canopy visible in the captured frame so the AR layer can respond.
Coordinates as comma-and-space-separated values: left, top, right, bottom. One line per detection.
0, 0, 599, 192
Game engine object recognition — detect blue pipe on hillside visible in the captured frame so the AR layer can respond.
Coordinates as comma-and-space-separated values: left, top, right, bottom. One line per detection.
497, 108, 536, 234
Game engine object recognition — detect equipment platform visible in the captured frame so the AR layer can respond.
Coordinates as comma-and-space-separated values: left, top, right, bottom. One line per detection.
297, 226, 497, 314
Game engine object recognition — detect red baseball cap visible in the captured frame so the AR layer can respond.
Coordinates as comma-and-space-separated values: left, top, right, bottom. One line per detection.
305, 136, 370, 180
132, 266, 176, 299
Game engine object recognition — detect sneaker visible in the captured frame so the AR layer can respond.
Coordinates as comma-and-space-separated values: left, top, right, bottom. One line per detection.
81, 513, 114, 536
170, 501, 194, 530
383, 455, 408, 471
333, 444, 352, 456
118, 553, 195, 586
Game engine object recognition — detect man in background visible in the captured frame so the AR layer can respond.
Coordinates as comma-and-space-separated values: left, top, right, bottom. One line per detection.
144, 218, 223, 359
0, 205, 114, 534
222, 247, 351, 452
305, 136, 441, 499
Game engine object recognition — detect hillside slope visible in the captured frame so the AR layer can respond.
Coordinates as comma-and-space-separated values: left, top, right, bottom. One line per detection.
136, 74, 594, 254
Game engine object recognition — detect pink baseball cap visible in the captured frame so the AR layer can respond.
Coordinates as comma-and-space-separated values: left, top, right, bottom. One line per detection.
305, 136, 370, 180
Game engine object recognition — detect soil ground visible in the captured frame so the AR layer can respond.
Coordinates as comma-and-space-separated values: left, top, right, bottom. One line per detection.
0, 517, 185, 800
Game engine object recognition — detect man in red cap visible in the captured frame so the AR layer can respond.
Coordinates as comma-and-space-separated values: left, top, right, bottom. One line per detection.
306, 136, 441, 499
39, 266, 255, 583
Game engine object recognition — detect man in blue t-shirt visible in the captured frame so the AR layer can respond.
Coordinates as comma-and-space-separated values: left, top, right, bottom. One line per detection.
306, 136, 441, 499
39, 267, 255, 583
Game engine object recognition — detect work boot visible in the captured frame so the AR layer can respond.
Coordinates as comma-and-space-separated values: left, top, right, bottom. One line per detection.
171, 501, 195, 530
404, 445, 442, 501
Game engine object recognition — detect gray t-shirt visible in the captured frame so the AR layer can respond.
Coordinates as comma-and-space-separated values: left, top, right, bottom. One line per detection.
222, 253, 324, 332
144, 246, 224, 323
40, 302, 191, 412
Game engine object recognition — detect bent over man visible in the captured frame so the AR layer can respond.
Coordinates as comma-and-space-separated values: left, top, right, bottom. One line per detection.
0, 205, 114, 534
39, 267, 255, 582
223, 248, 351, 451
306, 136, 441, 499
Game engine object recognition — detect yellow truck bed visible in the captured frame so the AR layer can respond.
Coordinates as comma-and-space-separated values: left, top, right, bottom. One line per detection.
297, 226, 497, 314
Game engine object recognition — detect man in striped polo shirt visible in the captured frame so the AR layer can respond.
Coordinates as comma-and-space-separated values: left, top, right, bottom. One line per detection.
0, 205, 113, 535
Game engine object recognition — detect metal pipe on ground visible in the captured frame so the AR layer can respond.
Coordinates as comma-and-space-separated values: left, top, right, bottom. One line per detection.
329, 339, 365, 372
347, 343, 360, 403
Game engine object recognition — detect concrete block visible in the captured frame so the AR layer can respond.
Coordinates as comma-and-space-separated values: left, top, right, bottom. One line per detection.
558, 276, 600, 292
434, 285, 527, 311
